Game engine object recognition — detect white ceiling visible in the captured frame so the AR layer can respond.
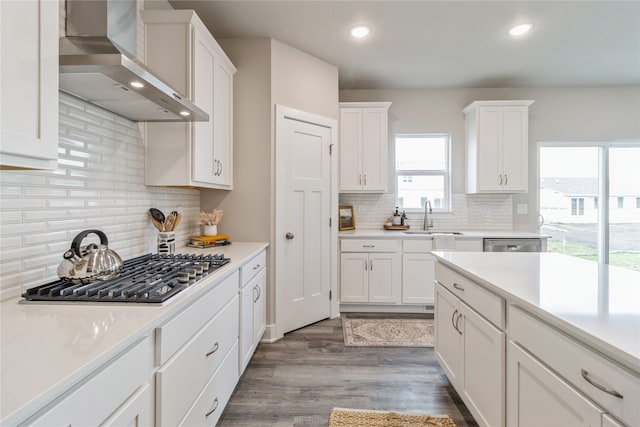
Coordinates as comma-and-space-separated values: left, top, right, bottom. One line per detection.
168, 1, 640, 90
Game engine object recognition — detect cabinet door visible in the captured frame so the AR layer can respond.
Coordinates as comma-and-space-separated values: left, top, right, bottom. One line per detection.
340, 253, 369, 302
0, 0, 58, 170
460, 302, 505, 427
252, 269, 266, 347
368, 253, 401, 303
434, 284, 461, 388
507, 342, 604, 427
240, 281, 255, 373
476, 106, 502, 191
212, 59, 234, 187
501, 106, 528, 191
101, 384, 152, 427
192, 29, 217, 184
361, 108, 388, 191
402, 253, 435, 304
339, 108, 363, 191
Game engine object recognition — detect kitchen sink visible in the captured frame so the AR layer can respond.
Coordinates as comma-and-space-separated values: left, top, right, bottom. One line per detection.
403, 231, 464, 235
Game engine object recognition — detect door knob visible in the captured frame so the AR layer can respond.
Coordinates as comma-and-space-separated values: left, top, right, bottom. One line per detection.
285, 232, 295, 240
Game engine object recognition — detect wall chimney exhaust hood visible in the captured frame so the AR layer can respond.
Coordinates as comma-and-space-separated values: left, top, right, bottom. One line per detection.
59, 0, 208, 122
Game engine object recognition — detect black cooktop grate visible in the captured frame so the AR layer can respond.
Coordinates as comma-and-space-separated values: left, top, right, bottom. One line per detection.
22, 253, 231, 304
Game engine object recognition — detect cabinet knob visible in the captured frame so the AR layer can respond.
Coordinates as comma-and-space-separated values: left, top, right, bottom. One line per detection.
285, 232, 295, 240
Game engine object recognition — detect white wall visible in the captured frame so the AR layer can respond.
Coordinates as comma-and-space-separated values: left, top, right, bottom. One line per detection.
340, 86, 640, 231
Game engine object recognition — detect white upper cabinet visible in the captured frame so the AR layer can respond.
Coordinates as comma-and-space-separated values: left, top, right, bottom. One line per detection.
464, 100, 533, 193
143, 10, 236, 189
339, 102, 391, 192
0, 0, 58, 170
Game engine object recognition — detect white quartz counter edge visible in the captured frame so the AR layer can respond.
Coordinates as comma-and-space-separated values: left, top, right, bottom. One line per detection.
0, 242, 268, 426
339, 229, 549, 239
431, 251, 639, 374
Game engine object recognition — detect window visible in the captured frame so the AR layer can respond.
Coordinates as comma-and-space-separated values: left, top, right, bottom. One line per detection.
571, 197, 584, 215
539, 142, 640, 271
395, 134, 450, 211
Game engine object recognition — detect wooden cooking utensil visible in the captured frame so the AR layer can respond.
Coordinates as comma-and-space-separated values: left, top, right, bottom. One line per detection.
164, 213, 175, 232
150, 215, 164, 232
172, 213, 183, 231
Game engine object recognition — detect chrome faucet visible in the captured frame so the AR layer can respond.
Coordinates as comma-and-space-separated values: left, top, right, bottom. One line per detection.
423, 200, 433, 230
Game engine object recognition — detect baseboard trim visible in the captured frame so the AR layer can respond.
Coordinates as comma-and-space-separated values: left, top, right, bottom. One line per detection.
340, 304, 434, 314
260, 323, 280, 343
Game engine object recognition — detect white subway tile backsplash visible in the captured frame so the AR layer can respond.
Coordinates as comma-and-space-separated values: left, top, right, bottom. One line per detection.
339, 192, 514, 230
0, 92, 202, 302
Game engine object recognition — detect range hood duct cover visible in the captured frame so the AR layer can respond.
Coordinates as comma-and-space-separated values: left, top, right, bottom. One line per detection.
59, 0, 208, 122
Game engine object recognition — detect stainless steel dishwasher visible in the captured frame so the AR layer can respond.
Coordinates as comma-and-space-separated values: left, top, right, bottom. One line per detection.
483, 238, 543, 252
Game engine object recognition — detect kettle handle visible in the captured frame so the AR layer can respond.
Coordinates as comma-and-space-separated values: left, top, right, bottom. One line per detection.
70, 229, 109, 258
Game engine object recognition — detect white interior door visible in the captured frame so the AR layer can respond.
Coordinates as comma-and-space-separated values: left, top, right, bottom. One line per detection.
276, 106, 334, 335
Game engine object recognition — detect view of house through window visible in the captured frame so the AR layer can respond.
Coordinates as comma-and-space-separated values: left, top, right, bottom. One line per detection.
539, 143, 640, 271
395, 134, 450, 211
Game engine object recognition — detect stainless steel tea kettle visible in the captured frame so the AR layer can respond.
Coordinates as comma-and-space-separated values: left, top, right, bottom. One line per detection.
57, 230, 123, 282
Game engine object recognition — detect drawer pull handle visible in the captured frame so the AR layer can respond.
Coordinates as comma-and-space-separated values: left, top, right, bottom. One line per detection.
453, 283, 465, 291
455, 313, 463, 335
581, 369, 623, 399
205, 397, 219, 417
362, 245, 375, 248
253, 264, 261, 270
451, 309, 458, 331
206, 342, 220, 357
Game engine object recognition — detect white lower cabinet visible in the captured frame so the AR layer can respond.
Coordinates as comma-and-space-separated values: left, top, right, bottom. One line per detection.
402, 240, 435, 304
435, 281, 505, 427
179, 342, 239, 426
240, 267, 266, 373
101, 383, 152, 427
340, 252, 401, 303
27, 337, 152, 427
508, 305, 638, 427
507, 341, 604, 427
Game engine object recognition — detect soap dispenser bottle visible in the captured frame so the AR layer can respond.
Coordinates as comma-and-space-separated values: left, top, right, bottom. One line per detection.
401, 210, 407, 226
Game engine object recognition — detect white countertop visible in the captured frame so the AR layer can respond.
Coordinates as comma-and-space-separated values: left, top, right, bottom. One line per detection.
431, 251, 640, 373
0, 242, 268, 426
339, 229, 549, 239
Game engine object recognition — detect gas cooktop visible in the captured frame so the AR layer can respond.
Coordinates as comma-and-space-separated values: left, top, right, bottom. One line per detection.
22, 253, 230, 304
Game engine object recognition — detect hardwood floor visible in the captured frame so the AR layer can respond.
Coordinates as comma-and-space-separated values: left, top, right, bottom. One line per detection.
218, 315, 479, 426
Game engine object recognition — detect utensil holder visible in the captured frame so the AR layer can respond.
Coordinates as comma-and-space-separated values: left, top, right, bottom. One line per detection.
157, 231, 175, 254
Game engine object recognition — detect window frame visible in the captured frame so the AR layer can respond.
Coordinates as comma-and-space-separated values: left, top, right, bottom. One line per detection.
394, 133, 452, 212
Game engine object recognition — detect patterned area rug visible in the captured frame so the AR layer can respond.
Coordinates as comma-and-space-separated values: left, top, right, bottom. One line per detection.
328, 408, 457, 427
342, 317, 434, 347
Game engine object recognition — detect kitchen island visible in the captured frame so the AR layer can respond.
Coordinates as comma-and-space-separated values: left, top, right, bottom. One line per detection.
0, 242, 268, 426
432, 251, 639, 427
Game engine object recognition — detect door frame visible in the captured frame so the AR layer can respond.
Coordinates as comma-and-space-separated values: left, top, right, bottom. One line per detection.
274, 105, 339, 340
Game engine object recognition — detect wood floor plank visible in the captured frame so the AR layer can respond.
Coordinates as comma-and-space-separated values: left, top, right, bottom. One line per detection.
219, 316, 479, 426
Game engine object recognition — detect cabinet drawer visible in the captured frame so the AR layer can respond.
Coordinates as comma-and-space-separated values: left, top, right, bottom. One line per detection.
156, 271, 238, 365
403, 239, 433, 253
341, 239, 401, 252
179, 341, 239, 426
29, 337, 151, 427
435, 263, 504, 328
509, 305, 640, 427
241, 250, 266, 287
157, 295, 239, 427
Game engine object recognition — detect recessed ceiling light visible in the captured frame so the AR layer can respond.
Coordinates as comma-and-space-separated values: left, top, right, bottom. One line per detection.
350, 26, 371, 39
179, 111, 191, 117
508, 22, 533, 37
129, 81, 145, 89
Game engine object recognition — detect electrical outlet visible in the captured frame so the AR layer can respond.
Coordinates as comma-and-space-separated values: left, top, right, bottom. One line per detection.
517, 204, 528, 215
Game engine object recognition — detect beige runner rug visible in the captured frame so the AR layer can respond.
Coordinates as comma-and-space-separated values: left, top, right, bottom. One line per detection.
342, 317, 434, 347
328, 408, 457, 427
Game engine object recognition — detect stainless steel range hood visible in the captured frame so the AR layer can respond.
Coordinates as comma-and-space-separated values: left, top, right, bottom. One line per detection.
59, 0, 208, 122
